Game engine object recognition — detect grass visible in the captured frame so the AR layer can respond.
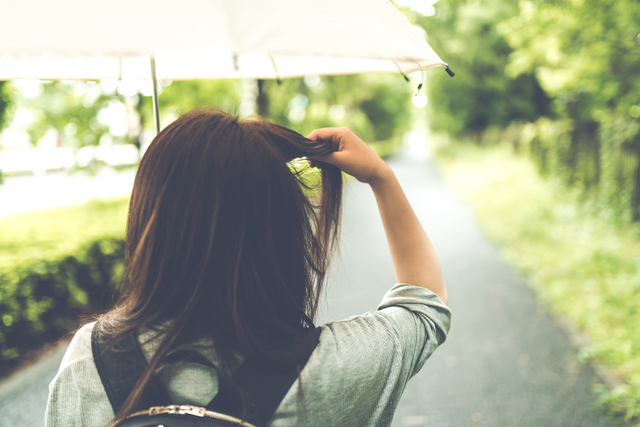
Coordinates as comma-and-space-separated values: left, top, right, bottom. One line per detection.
434, 141, 640, 423
0, 197, 129, 369
0, 198, 129, 271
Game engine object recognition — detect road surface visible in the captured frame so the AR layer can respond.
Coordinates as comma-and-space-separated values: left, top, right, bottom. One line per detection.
0, 149, 627, 426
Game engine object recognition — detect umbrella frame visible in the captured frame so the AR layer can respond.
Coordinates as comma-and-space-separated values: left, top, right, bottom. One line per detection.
150, 57, 160, 134
145, 58, 454, 136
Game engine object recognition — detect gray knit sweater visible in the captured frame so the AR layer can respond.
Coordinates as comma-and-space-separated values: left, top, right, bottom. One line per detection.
45, 283, 451, 427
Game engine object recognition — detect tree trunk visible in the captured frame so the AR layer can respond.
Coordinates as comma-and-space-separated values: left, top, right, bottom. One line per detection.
256, 79, 269, 118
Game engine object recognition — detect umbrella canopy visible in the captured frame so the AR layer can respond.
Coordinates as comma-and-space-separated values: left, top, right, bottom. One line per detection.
0, 0, 447, 80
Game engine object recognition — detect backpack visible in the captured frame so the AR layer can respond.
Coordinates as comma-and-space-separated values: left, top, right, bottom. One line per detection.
91, 322, 320, 427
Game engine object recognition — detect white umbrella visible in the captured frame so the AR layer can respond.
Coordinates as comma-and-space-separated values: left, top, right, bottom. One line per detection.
0, 0, 453, 131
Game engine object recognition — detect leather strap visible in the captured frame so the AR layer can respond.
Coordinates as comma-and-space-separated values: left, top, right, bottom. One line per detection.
91, 322, 321, 426
225, 327, 321, 425
91, 324, 174, 412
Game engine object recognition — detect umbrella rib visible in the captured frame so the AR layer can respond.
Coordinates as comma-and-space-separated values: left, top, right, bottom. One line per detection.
413, 61, 424, 96
392, 61, 410, 82
150, 56, 160, 135
267, 54, 283, 85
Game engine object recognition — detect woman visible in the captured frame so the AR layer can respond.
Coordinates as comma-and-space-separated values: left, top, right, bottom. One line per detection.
45, 108, 451, 427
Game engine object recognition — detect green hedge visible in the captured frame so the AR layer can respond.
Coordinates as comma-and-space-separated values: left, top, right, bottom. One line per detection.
512, 118, 639, 224
0, 198, 128, 373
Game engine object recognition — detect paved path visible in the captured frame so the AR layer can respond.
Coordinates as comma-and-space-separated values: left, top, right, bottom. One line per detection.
319, 149, 626, 427
0, 149, 627, 426
0, 343, 66, 427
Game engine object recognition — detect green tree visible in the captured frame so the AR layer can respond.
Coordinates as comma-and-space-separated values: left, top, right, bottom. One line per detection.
414, 0, 551, 137
0, 81, 13, 185
501, 0, 640, 123
22, 81, 111, 149
0, 82, 13, 132
258, 74, 413, 143
137, 79, 245, 133
501, 0, 640, 222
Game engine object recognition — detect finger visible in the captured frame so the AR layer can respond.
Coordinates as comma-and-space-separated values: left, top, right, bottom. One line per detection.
308, 128, 335, 140
307, 151, 341, 167
307, 128, 341, 149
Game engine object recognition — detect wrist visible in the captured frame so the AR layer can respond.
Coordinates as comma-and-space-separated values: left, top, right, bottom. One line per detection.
368, 164, 395, 190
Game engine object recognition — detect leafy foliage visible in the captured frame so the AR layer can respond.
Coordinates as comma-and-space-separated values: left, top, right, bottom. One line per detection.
436, 142, 640, 423
20, 81, 112, 148
0, 70, 413, 374
0, 198, 128, 373
0, 81, 14, 184
257, 74, 413, 143
422, 0, 640, 222
413, 0, 551, 136
501, 0, 640, 123
137, 79, 245, 133
0, 81, 14, 132
419, 0, 640, 419
496, 0, 640, 223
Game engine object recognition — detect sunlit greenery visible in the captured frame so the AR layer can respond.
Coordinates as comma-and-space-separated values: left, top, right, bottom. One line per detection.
413, 0, 640, 421
143, 79, 245, 131
0, 68, 414, 374
0, 198, 128, 372
410, 0, 552, 136
1, 74, 408, 165
436, 140, 640, 422
501, 0, 640, 123
257, 74, 413, 142
0, 82, 13, 131
0, 198, 127, 270
0, 1, 637, 420
19, 81, 112, 148
414, 0, 640, 222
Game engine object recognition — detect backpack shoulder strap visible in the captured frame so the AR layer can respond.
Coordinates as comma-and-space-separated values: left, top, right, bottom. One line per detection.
91, 321, 173, 414
92, 321, 322, 425
212, 327, 322, 426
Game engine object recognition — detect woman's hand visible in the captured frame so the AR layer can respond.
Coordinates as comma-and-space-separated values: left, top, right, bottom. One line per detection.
310, 128, 447, 304
307, 128, 391, 185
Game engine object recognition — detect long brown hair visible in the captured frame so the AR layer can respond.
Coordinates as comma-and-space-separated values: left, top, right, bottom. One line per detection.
98, 108, 342, 424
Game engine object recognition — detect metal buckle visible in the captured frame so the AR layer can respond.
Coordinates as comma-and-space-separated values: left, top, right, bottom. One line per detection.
178, 405, 206, 417
148, 405, 177, 415
148, 405, 205, 417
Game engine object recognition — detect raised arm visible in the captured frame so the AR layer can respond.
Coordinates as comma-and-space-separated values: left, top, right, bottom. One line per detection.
307, 128, 448, 305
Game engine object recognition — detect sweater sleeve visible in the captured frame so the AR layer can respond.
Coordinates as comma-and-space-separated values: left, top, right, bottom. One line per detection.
45, 322, 114, 427
376, 283, 452, 377
270, 283, 452, 427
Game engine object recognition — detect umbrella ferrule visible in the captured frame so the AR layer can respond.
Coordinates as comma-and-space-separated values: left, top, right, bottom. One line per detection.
445, 65, 455, 77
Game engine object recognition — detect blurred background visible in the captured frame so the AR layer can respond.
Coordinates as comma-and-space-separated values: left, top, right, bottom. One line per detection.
0, 0, 638, 425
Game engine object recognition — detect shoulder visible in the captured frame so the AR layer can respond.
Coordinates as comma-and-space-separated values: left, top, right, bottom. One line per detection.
313, 283, 452, 365
46, 322, 114, 427
50, 321, 101, 394
377, 283, 452, 342
271, 296, 445, 426
58, 322, 95, 369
